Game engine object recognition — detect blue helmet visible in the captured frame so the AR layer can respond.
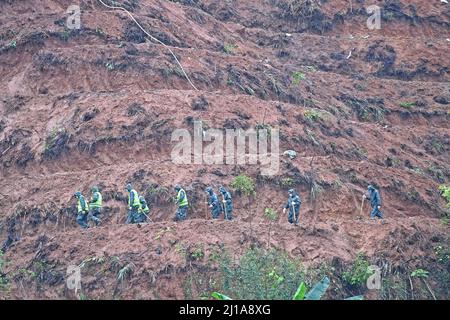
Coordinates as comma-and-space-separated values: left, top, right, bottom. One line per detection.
175, 185, 181, 192
219, 186, 226, 194
126, 183, 132, 191
74, 191, 82, 198
205, 187, 213, 194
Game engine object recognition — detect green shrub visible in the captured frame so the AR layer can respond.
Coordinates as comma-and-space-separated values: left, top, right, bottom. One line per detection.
280, 177, 294, 188
191, 245, 204, 261
434, 245, 449, 264
231, 175, 256, 197
216, 247, 305, 300
223, 43, 238, 54
44, 127, 63, 151
342, 253, 373, 286
411, 269, 429, 279
264, 208, 278, 221
214, 275, 363, 300
255, 123, 271, 137
399, 102, 415, 109
0, 252, 9, 290
304, 109, 322, 122
438, 185, 450, 209
292, 71, 306, 85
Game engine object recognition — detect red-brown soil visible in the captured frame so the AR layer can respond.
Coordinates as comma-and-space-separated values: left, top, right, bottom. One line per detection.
0, 0, 449, 299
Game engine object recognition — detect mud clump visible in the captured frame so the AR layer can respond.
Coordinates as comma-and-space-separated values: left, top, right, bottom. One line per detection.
433, 96, 449, 105
364, 41, 397, 77
278, 0, 334, 34
33, 52, 66, 72
191, 95, 209, 111
2, 95, 28, 115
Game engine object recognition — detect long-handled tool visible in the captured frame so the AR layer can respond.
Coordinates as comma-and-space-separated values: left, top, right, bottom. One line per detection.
360, 195, 365, 216
20, 213, 28, 238
204, 195, 208, 219
219, 193, 227, 220
222, 201, 227, 220
141, 211, 151, 223
291, 202, 298, 226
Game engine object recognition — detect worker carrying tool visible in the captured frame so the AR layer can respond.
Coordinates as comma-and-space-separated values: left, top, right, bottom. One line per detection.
138, 196, 149, 223
219, 186, 233, 220
74, 191, 90, 229
205, 187, 222, 219
363, 185, 383, 219
283, 189, 302, 225
89, 186, 102, 226
125, 183, 141, 224
174, 185, 189, 221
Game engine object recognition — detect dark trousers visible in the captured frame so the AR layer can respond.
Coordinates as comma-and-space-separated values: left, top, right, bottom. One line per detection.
77, 212, 89, 228
224, 202, 233, 220
211, 204, 222, 219
370, 206, 383, 219
288, 206, 300, 224
89, 207, 101, 225
126, 206, 140, 224
175, 206, 188, 221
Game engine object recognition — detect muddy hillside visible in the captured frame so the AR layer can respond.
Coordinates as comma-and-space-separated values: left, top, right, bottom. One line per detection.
0, 0, 449, 300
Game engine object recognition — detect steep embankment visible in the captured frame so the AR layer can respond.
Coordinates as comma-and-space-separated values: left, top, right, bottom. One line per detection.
0, 0, 449, 299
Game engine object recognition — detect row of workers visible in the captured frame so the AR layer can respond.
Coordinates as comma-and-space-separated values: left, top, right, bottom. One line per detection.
73, 184, 383, 228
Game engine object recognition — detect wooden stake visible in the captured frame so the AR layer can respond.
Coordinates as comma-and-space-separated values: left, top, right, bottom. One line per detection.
360, 196, 365, 216
204, 195, 208, 220
20, 213, 28, 238
63, 210, 66, 232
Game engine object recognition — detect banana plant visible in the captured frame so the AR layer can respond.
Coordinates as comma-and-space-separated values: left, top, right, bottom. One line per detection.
212, 276, 363, 300
293, 276, 363, 300
211, 292, 232, 300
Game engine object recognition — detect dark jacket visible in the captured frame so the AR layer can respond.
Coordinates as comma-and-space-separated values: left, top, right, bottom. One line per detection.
207, 191, 221, 208
368, 188, 381, 208
285, 193, 302, 211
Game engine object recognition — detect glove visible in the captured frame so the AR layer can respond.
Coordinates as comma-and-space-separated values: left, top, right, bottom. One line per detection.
222, 200, 226, 203
362, 194, 366, 199
283, 208, 286, 214
377, 206, 381, 210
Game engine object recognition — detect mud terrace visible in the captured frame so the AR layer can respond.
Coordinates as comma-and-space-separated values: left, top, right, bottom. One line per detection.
0, 0, 449, 299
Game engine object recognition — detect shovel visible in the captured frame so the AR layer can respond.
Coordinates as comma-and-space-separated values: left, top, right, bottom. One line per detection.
360, 195, 365, 217
222, 201, 227, 220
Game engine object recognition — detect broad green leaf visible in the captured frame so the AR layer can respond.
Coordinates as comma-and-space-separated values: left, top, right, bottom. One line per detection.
344, 295, 364, 300
212, 292, 232, 300
293, 282, 307, 300
304, 276, 330, 300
